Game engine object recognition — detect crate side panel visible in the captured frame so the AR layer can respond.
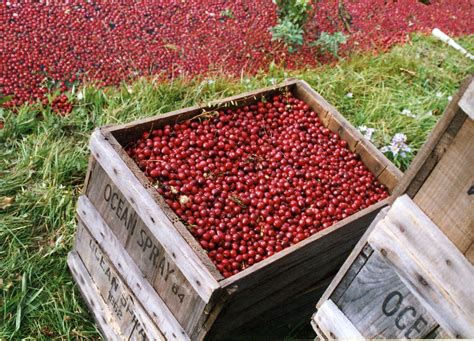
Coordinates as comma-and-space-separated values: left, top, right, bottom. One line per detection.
74, 221, 163, 340
336, 250, 438, 339
413, 119, 474, 255
90, 131, 220, 300
67, 251, 125, 341
85, 162, 207, 332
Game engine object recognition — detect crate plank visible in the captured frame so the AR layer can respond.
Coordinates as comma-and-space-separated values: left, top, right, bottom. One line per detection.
89, 130, 220, 303
383, 195, 474, 319
368, 197, 474, 338
85, 161, 208, 332
67, 251, 124, 341
336, 248, 438, 339
313, 300, 364, 340
458, 78, 474, 119
76, 195, 191, 340
316, 207, 389, 307
413, 119, 474, 254
74, 222, 135, 338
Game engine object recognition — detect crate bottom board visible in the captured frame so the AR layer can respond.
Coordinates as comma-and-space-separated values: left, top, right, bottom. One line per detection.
68, 251, 139, 340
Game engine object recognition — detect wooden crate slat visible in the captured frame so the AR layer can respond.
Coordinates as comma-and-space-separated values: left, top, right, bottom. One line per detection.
458, 79, 474, 119
316, 207, 388, 308
74, 221, 141, 339
336, 247, 438, 339
384, 195, 474, 317
313, 299, 364, 340
412, 119, 474, 254
74, 222, 165, 340
85, 160, 208, 332
76, 195, 191, 340
67, 251, 124, 341
368, 201, 474, 338
89, 130, 219, 302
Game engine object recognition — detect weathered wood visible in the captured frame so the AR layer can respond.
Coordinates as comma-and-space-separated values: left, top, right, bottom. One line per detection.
313, 300, 364, 340
312, 78, 473, 340
85, 161, 208, 332
466, 243, 474, 264
458, 78, 474, 119
74, 221, 163, 340
368, 195, 474, 337
413, 119, 474, 255
76, 195, 191, 340
336, 248, 438, 339
316, 207, 389, 308
90, 131, 220, 303
68, 251, 124, 341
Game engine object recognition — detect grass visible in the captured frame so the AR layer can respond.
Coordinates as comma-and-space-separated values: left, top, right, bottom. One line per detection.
1, 34, 473, 339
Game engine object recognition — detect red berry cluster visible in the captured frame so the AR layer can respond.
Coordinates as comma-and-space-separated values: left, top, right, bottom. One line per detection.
2, 1, 472, 109
127, 95, 388, 277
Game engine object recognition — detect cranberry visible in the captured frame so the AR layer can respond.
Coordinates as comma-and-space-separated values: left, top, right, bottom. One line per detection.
127, 94, 389, 277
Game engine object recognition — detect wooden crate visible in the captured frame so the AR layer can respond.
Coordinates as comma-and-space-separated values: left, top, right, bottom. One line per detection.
70, 79, 402, 340
312, 76, 474, 339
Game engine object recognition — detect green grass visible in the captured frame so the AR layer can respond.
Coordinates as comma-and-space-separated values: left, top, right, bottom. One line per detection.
1, 34, 473, 339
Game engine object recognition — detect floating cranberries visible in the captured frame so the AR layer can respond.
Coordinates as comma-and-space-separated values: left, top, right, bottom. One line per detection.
127, 95, 388, 277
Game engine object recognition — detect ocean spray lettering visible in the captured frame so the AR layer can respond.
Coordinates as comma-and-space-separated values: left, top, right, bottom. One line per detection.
382, 290, 428, 338
103, 183, 138, 236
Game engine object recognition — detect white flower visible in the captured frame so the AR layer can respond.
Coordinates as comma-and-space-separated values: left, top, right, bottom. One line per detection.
448, 96, 453, 101
268, 78, 277, 85
358, 125, 375, 141
346, 92, 353, 98
206, 79, 215, 85
77, 91, 84, 100
436, 91, 443, 98
426, 110, 433, 116
380, 133, 411, 158
401, 109, 416, 118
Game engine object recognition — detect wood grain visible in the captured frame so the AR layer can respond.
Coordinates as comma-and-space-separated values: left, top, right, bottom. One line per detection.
458, 78, 474, 119
85, 162, 207, 332
313, 299, 364, 340
74, 221, 163, 340
383, 195, 474, 323
413, 119, 474, 255
68, 251, 125, 341
90, 130, 220, 302
369, 196, 474, 338
336, 249, 438, 339
76, 196, 191, 340
316, 207, 388, 309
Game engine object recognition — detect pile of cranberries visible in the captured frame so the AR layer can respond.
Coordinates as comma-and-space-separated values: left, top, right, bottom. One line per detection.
2, 2, 473, 110
126, 94, 389, 277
